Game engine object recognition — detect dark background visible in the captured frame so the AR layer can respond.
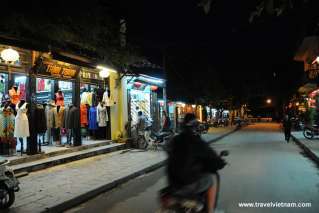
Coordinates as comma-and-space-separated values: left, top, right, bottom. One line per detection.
1, 0, 319, 117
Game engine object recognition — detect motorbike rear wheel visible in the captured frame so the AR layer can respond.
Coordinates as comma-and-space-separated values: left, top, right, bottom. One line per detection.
0, 184, 15, 209
303, 128, 314, 139
137, 135, 148, 150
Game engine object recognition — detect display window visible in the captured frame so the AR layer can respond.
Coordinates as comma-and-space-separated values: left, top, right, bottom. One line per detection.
80, 82, 110, 141
58, 81, 73, 106
14, 75, 27, 100
36, 78, 53, 103
0, 73, 8, 102
130, 89, 151, 125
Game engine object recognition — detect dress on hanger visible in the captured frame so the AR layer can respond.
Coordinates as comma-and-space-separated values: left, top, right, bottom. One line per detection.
97, 103, 108, 127
14, 102, 30, 138
88, 106, 98, 130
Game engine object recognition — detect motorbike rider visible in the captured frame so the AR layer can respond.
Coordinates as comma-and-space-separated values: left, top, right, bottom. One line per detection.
166, 113, 227, 213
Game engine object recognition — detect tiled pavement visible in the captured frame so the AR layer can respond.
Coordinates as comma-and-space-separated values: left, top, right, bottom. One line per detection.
6, 126, 238, 213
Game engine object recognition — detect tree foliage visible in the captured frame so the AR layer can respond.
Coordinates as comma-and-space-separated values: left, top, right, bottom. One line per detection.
0, 0, 141, 68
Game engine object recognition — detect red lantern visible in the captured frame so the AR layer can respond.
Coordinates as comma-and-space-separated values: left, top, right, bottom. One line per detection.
134, 82, 142, 88
151, 85, 158, 91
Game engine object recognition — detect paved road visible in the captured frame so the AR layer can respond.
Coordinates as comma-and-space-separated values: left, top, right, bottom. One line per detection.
66, 123, 319, 213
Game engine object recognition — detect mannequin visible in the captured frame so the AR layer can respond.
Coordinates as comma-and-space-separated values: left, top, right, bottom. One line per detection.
9, 84, 20, 105
14, 99, 29, 155
55, 89, 64, 106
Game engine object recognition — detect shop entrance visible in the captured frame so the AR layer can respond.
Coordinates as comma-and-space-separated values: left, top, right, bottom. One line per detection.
34, 77, 76, 148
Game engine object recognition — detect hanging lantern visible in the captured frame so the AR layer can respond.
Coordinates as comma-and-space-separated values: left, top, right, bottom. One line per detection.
134, 82, 142, 88
0, 48, 20, 63
151, 85, 158, 91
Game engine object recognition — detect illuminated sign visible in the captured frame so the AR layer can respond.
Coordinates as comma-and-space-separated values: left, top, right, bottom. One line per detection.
34, 57, 78, 78
80, 69, 103, 80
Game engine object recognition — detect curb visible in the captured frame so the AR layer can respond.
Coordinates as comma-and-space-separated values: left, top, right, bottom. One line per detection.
208, 126, 241, 144
43, 160, 167, 213
44, 127, 240, 213
291, 135, 319, 166
13, 144, 127, 175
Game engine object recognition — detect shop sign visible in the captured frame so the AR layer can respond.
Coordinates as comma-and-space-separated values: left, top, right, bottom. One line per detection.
80, 69, 103, 80
34, 58, 78, 78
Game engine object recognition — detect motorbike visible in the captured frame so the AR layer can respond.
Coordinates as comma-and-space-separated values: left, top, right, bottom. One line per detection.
198, 122, 209, 134
144, 125, 175, 150
0, 157, 20, 209
158, 150, 229, 213
291, 117, 304, 131
303, 124, 319, 139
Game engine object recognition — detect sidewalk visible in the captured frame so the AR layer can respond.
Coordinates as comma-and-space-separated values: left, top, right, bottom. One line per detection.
291, 131, 319, 165
7, 127, 238, 213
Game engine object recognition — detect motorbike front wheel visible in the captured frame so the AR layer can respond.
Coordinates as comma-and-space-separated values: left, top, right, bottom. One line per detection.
303, 128, 314, 139
0, 184, 15, 209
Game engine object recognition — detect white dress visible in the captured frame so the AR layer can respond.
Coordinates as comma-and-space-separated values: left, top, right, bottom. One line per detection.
97, 103, 108, 127
14, 102, 30, 137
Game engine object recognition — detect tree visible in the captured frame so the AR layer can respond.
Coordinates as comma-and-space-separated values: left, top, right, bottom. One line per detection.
0, 0, 141, 68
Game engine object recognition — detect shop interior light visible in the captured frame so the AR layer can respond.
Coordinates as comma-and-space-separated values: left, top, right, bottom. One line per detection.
97, 65, 117, 78
99, 68, 110, 78
192, 104, 196, 108
1, 47, 20, 63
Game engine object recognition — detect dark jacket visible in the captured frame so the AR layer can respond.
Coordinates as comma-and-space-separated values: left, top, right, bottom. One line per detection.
283, 118, 292, 130
64, 106, 80, 129
167, 129, 226, 188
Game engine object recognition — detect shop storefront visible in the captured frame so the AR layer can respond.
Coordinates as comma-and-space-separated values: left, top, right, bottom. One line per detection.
127, 75, 166, 135
79, 67, 111, 141
0, 45, 32, 156
32, 54, 82, 150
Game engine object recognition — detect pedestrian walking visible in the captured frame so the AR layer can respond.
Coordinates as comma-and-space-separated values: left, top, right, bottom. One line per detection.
283, 114, 292, 143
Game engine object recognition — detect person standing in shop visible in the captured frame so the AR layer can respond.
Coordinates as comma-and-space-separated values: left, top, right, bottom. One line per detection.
162, 111, 171, 132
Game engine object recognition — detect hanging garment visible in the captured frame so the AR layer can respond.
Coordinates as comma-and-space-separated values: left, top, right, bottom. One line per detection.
14, 102, 30, 137
87, 92, 93, 106
34, 104, 47, 134
19, 83, 26, 100
55, 92, 65, 106
9, 88, 20, 105
55, 106, 65, 128
97, 103, 108, 127
80, 104, 88, 126
64, 106, 80, 129
80, 92, 89, 105
97, 88, 105, 102
45, 104, 56, 129
102, 90, 111, 106
88, 106, 98, 130
0, 107, 15, 137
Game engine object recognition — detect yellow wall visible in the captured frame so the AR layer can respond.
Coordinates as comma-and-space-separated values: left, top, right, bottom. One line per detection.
109, 73, 130, 141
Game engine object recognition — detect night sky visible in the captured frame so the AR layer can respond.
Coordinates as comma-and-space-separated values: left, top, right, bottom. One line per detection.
118, 0, 318, 112
2, 0, 319, 114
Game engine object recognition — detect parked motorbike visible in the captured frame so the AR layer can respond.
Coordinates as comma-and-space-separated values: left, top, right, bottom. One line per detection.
145, 126, 174, 150
158, 150, 229, 213
0, 157, 19, 209
291, 117, 304, 131
303, 124, 319, 139
198, 122, 209, 134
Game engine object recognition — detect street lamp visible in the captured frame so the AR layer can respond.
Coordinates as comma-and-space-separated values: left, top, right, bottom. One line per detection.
266, 99, 272, 104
